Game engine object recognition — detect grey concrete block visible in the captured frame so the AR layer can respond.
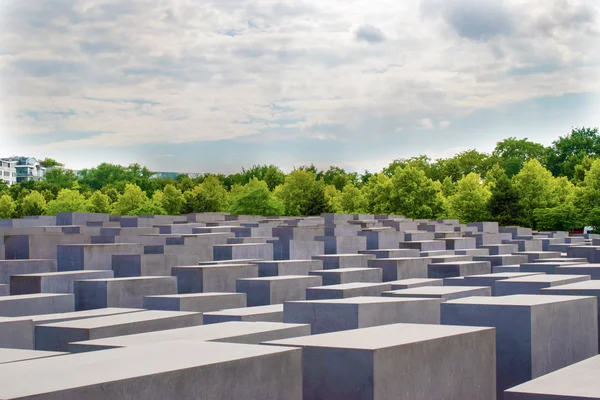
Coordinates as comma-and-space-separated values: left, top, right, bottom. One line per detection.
112, 253, 205, 277
478, 244, 519, 255
0, 341, 302, 400
0, 259, 57, 284
69, 321, 311, 353
463, 272, 544, 295
57, 243, 144, 271
306, 282, 392, 300
554, 263, 600, 279
494, 274, 591, 296
0, 293, 74, 317
10, 270, 114, 295
428, 254, 474, 263
213, 243, 273, 261
504, 354, 600, 400
474, 254, 530, 267
0, 348, 66, 364
35, 310, 204, 351
315, 235, 367, 254
237, 275, 322, 306
455, 248, 490, 256
0, 284, 8, 296
367, 257, 430, 281
257, 260, 322, 277
74, 276, 177, 310
284, 296, 442, 334
309, 267, 382, 285
399, 240, 447, 251
520, 261, 586, 275
514, 251, 562, 263
383, 285, 491, 301
172, 264, 258, 293
388, 278, 444, 289
359, 249, 420, 258
203, 304, 284, 323
0, 317, 34, 349
442, 237, 477, 250
442, 294, 598, 399
428, 261, 491, 278
312, 254, 375, 269
30, 308, 144, 325
265, 323, 496, 400
143, 292, 247, 312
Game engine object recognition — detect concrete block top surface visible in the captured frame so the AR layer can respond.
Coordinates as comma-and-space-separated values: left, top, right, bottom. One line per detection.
179, 263, 257, 269
388, 278, 443, 285
37, 310, 201, 329
0, 341, 298, 399
541, 280, 600, 291
286, 296, 436, 305
311, 267, 376, 273
0, 293, 72, 301
237, 275, 318, 282
29, 308, 144, 325
12, 270, 110, 278
505, 354, 600, 399
499, 274, 591, 283
144, 293, 241, 299
308, 282, 389, 290
204, 304, 283, 316
265, 322, 493, 350
198, 259, 261, 265
387, 286, 490, 295
78, 276, 174, 283
466, 272, 544, 279
0, 348, 66, 364
68, 321, 309, 348
445, 294, 595, 306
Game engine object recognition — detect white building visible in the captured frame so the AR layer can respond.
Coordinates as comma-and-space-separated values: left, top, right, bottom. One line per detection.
0, 159, 17, 186
0, 157, 46, 184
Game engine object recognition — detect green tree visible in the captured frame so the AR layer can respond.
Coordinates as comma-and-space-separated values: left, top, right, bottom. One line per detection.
229, 178, 284, 216
44, 168, 77, 188
0, 195, 16, 219
488, 172, 521, 226
132, 201, 167, 216
21, 191, 47, 216
512, 159, 557, 227
159, 184, 184, 215
433, 150, 493, 182
39, 158, 64, 168
182, 177, 229, 213
441, 176, 457, 197
574, 159, 600, 221
534, 204, 581, 232
388, 166, 445, 219
276, 170, 328, 216
361, 173, 393, 214
337, 184, 367, 213
46, 189, 89, 215
448, 173, 491, 223
547, 127, 600, 179
87, 191, 112, 214
113, 184, 148, 215
492, 137, 548, 177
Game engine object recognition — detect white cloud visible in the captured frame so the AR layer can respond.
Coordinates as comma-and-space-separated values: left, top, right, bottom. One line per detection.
439, 120, 451, 128
0, 0, 598, 154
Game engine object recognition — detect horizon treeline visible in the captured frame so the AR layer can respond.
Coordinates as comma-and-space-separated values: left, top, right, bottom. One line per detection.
2, 127, 600, 231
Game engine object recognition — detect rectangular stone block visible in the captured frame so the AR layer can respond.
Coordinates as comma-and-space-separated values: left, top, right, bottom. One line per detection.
309, 267, 383, 285
172, 264, 258, 293
284, 296, 442, 334
554, 263, 600, 279
0, 259, 57, 284
474, 254, 530, 267
312, 254, 375, 269
358, 229, 402, 250
4, 234, 90, 260
264, 323, 496, 400
514, 251, 562, 263
359, 249, 420, 258
112, 253, 205, 277
30, 308, 144, 325
0, 317, 34, 349
74, 276, 177, 310
442, 294, 598, 399
494, 274, 591, 296
306, 282, 392, 300
479, 244, 519, 255
0, 293, 74, 317
57, 243, 144, 271
0, 348, 65, 364
428, 254, 474, 263
399, 240, 446, 251
442, 237, 477, 250
0, 341, 302, 400
69, 321, 311, 353
315, 235, 367, 254
236, 275, 322, 306
383, 285, 491, 301
428, 261, 492, 278
35, 309, 204, 351
203, 304, 284, 323
367, 257, 430, 281
456, 248, 491, 256
504, 355, 600, 400
463, 272, 544, 294
10, 270, 114, 295
289, 239, 325, 260
520, 261, 586, 274
257, 260, 322, 277
143, 292, 247, 312
388, 278, 444, 289
213, 243, 273, 261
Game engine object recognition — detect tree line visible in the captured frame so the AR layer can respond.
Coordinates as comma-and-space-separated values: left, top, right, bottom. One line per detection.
1, 127, 600, 231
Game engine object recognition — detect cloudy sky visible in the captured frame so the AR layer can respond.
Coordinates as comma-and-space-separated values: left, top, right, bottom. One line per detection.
1, 0, 599, 174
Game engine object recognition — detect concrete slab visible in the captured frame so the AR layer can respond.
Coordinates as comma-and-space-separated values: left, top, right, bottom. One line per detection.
35, 309, 204, 351
0, 259, 57, 284
0, 348, 66, 364
257, 260, 322, 277
382, 285, 491, 301
0, 293, 74, 317
203, 304, 284, 324
388, 278, 444, 289
311, 254, 375, 269
0, 317, 35, 349
367, 257, 430, 281
283, 296, 442, 334
143, 292, 247, 312
306, 282, 392, 300
309, 267, 383, 285
494, 274, 591, 296
172, 264, 258, 294
427, 260, 491, 278
236, 275, 322, 306
264, 323, 495, 400
10, 270, 114, 295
